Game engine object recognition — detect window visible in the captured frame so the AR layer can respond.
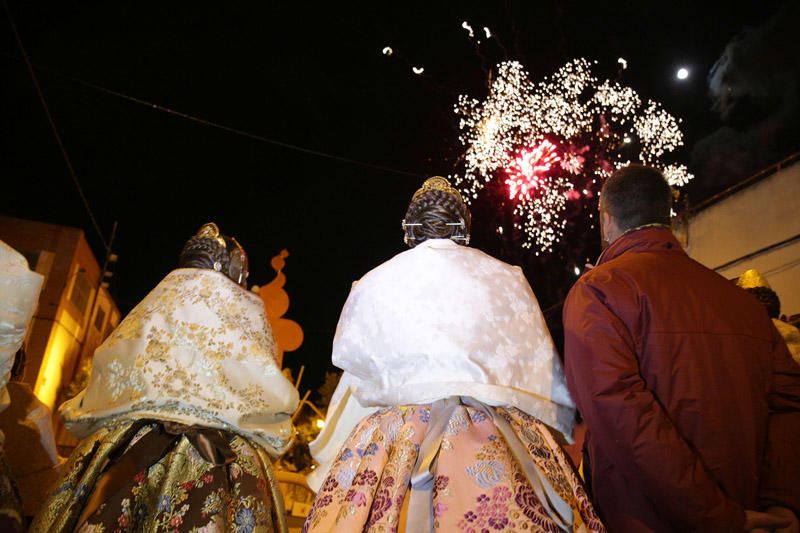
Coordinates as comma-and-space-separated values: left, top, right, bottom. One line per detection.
103, 320, 115, 341
94, 306, 106, 331
70, 269, 92, 318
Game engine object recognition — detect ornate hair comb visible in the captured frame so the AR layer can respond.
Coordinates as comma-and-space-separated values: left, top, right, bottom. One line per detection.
411, 176, 464, 203
195, 222, 226, 248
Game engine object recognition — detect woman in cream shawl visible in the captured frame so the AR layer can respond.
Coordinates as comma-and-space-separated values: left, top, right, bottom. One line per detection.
32, 224, 298, 533
303, 178, 604, 532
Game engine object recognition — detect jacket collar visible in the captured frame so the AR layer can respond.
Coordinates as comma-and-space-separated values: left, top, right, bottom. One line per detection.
597, 225, 682, 266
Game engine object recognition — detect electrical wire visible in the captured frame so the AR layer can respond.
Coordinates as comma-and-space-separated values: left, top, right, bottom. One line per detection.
3, 1, 110, 251
2, 52, 422, 180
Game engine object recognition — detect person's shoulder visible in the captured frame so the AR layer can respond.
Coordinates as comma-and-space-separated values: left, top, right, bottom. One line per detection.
465, 245, 522, 270
573, 259, 621, 290
582, 244, 695, 287
159, 268, 264, 309
565, 256, 642, 309
357, 248, 412, 281
364, 243, 512, 272
344, 249, 418, 297
565, 270, 599, 308
161, 267, 217, 291
454, 247, 535, 289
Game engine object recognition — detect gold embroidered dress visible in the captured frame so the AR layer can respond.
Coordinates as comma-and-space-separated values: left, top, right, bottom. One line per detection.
32, 268, 299, 533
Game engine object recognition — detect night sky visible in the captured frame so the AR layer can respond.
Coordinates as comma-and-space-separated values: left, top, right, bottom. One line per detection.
2, 1, 797, 392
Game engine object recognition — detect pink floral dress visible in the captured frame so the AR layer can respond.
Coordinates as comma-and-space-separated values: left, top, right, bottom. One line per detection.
304, 401, 605, 532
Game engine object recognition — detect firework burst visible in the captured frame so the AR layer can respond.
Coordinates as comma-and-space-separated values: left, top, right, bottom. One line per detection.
505, 140, 561, 201
454, 59, 693, 251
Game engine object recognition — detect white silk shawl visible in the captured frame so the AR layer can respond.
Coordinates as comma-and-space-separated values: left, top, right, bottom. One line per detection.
61, 268, 299, 456
309, 239, 575, 490
0, 241, 43, 412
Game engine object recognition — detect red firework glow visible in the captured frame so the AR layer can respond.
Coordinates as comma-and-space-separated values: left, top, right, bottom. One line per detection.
505, 140, 560, 201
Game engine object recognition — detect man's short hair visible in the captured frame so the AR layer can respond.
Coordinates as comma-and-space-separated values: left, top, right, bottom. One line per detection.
601, 164, 672, 231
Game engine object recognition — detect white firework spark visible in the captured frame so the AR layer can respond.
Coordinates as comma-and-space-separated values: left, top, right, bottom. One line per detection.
454, 58, 693, 251
662, 163, 693, 187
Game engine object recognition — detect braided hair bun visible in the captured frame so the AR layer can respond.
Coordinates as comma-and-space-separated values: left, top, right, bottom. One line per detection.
404, 189, 471, 248
179, 235, 230, 273
178, 223, 249, 287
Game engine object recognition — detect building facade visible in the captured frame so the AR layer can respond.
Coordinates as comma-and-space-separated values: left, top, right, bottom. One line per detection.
681, 155, 800, 319
0, 216, 119, 443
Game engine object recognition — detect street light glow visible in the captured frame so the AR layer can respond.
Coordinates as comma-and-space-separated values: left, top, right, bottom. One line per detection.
676, 67, 689, 80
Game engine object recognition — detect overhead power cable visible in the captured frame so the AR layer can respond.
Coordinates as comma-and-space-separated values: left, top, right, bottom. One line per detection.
2, 52, 422, 180
3, 1, 110, 250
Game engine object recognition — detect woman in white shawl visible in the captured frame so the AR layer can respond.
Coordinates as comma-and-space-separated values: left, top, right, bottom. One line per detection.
32, 223, 299, 533
304, 178, 604, 532
0, 241, 44, 532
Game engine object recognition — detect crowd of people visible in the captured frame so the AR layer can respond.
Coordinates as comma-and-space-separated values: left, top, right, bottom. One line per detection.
0, 164, 798, 532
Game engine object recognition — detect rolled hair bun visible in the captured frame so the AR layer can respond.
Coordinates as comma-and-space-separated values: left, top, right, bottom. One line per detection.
404, 189, 471, 248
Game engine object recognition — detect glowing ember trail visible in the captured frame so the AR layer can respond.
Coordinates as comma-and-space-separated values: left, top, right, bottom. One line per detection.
505, 141, 561, 200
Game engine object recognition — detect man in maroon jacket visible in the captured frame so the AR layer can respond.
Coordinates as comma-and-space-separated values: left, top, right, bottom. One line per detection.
563, 164, 800, 532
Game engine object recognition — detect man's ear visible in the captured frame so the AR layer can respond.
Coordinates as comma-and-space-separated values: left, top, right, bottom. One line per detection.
601, 210, 619, 244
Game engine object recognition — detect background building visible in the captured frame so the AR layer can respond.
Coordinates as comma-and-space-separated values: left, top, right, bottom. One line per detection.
681, 154, 800, 319
0, 216, 119, 448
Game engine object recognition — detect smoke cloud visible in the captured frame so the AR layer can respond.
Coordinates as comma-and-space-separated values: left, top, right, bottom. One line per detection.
690, 2, 800, 198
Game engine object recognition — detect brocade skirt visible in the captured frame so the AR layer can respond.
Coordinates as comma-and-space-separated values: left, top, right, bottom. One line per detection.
303, 398, 605, 532
30, 420, 287, 533
0, 446, 23, 532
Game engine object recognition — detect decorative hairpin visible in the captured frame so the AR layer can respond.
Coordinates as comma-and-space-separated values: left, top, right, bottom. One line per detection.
447, 221, 470, 244
401, 219, 470, 245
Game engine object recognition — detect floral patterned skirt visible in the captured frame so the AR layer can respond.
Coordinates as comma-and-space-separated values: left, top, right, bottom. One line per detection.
30, 420, 287, 533
0, 445, 23, 532
303, 400, 605, 532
